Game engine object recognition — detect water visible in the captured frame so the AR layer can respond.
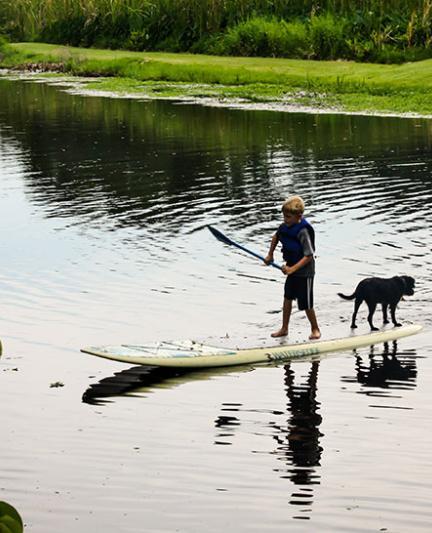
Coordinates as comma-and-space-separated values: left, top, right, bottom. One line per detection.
0, 77, 432, 532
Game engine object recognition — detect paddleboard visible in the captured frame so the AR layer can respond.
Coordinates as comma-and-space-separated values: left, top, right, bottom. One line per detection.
81, 324, 422, 368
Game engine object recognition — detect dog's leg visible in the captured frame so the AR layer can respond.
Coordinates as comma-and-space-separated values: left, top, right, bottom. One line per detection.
390, 303, 402, 327
350, 298, 362, 329
382, 304, 389, 324
366, 302, 378, 330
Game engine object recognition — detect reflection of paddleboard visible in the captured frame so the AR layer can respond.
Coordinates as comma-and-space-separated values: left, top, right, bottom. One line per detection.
81, 324, 422, 369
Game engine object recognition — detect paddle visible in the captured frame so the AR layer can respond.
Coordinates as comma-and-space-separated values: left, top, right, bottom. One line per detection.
207, 225, 283, 271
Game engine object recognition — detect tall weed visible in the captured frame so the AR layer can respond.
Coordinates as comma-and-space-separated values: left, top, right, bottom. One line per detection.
309, 13, 348, 59
215, 17, 309, 58
2, 0, 432, 63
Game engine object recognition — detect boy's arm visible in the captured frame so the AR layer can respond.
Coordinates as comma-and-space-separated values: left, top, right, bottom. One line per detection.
282, 255, 312, 275
264, 233, 279, 265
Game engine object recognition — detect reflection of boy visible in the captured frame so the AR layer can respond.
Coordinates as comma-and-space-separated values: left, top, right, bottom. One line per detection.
264, 196, 321, 339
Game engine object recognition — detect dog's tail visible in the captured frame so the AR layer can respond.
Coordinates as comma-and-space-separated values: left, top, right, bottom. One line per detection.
338, 291, 356, 300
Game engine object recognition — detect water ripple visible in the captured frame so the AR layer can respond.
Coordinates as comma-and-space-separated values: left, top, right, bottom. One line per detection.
1, 77, 432, 532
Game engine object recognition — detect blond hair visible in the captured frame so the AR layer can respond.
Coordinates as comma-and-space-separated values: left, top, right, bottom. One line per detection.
281, 196, 305, 215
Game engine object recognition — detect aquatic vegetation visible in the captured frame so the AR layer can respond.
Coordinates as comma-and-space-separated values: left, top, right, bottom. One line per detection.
0, 501, 23, 533
50, 381, 65, 388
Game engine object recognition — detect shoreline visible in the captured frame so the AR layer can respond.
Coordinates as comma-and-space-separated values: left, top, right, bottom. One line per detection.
1, 43, 432, 119
3, 70, 432, 120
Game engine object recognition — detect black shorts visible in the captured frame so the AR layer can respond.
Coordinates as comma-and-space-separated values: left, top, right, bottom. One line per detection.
284, 276, 314, 310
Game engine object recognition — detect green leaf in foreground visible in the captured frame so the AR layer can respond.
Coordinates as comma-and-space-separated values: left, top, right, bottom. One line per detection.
0, 502, 23, 533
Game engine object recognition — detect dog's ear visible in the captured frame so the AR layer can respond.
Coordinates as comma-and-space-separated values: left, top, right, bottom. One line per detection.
399, 275, 415, 294
402, 275, 415, 288
395, 276, 408, 291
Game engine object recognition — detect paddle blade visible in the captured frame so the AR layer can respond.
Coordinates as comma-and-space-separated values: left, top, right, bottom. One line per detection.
207, 225, 234, 246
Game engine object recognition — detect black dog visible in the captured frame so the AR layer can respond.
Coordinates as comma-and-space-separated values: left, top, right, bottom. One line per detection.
338, 276, 415, 330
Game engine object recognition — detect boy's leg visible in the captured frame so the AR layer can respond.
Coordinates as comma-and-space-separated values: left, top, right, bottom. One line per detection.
305, 308, 321, 340
271, 298, 292, 337
297, 277, 321, 340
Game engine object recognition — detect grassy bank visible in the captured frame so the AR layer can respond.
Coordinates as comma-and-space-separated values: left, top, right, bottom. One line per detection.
2, 42, 432, 116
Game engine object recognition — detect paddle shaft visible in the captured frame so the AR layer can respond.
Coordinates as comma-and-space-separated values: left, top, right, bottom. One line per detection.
208, 225, 283, 271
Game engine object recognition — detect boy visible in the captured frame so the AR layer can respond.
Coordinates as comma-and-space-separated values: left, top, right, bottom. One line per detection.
264, 196, 321, 340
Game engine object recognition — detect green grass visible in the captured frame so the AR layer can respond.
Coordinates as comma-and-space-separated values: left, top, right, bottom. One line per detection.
3, 42, 432, 115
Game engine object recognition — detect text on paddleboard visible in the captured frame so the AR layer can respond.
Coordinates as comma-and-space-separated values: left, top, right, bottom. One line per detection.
266, 347, 320, 361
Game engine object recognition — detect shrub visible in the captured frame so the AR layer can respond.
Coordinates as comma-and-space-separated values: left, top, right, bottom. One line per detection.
214, 16, 309, 58
0, 34, 8, 48
308, 13, 348, 59
372, 44, 432, 63
2, 0, 432, 64
345, 37, 375, 61
126, 30, 151, 51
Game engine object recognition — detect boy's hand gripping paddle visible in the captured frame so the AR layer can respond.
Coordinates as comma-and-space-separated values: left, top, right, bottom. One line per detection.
207, 225, 282, 271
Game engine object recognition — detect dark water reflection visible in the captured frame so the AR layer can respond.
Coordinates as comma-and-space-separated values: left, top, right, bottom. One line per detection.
348, 341, 418, 394
1, 79, 432, 237
275, 362, 322, 497
1, 76, 432, 532
82, 365, 190, 405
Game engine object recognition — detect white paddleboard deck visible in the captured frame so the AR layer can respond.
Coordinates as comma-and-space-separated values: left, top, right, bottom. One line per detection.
81, 324, 422, 368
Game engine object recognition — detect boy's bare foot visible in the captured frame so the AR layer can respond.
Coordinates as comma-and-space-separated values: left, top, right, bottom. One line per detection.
271, 329, 288, 338
309, 329, 321, 340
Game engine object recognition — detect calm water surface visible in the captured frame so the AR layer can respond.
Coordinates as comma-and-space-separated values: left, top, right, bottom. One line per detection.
1, 77, 432, 532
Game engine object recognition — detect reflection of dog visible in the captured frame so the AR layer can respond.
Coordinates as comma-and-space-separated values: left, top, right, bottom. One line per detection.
338, 276, 415, 330
355, 342, 417, 388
